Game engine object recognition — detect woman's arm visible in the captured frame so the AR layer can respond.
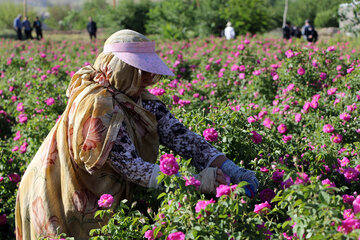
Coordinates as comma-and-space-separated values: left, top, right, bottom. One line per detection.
143, 100, 225, 171
108, 122, 157, 188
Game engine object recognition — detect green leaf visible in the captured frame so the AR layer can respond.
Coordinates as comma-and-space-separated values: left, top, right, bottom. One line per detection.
319, 191, 331, 204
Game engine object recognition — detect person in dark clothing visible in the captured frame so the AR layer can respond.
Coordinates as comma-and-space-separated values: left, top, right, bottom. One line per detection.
87, 17, 97, 41
291, 26, 302, 38
303, 20, 318, 43
282, 21, 291, 40
13, 14, 22, 40
33, 16, 43, 40
22, 16, 33, 40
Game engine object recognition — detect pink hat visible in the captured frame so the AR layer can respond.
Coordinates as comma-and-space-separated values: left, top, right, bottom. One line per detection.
103, 41, 175, 76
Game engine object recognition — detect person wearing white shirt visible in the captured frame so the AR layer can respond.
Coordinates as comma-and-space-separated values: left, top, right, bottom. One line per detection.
224, 22, 235, 40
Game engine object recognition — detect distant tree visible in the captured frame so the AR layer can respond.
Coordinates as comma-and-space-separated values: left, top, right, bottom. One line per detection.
0, 2, 36, 30
146, 0, 197, 39
113, 0, 153, 34
46, 4, 72, 30
221, 0, 274, 35
194, 0, 227, 37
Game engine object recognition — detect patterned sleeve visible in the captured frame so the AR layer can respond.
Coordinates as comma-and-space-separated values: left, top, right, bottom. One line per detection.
143, 100, 224, 171
108, 122, 154, 188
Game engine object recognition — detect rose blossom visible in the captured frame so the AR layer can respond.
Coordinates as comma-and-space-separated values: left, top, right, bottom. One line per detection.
183, 176, 201, 188
272, 170, 285, 182
353, 195, 360, 214
160, 154, 179, 176
340, 113, 351, 122
327, 88, 337, 95
251, 131, 262, 144
166, 232, 185, 240
254, 201, 271, 214
259, 188, 276, 202
203, 128, 218, 142
216, 184, 237, 198
294, 113, 302, 122
323, 124, 334, 133
297, 67, 305, 75
343, 194, 355, 205
98, 194, 114, 208
8, 173, 21, 183
295, 172, 310, 185
144, 226, 163, 240
331, 134, 343, 143
195, 198, 215, 213
277, 124, 287, 134
282, 135, 292, 143
320, 72, 327, 80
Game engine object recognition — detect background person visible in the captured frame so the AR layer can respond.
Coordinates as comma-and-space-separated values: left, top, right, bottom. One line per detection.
33, 16, 43, 40
15, 29, 258, 239
87, 17, 97, 41
302, 19, 318, 43
224, 22, 235, 40
22, 16, 33, 40
282, 21, 292, 40
13, 14, 22, 40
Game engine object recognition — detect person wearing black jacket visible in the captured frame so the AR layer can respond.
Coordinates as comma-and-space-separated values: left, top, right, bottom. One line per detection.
282, 21, 292, 40
87, 17, 97, 41
33, 16, 43, 40
303, 20, 318, 43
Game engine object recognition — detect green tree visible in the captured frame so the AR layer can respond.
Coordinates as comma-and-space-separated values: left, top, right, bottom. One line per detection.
113, 0, 153, 34
0, 2, 36, 30
146, 0, 197, 39
194, 0, 228, 37
221, 0, 273, 35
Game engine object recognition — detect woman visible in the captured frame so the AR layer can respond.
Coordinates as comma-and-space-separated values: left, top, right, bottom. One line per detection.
15, 30, 258, 239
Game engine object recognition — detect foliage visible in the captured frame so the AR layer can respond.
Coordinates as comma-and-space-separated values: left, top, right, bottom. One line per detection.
221, 0, 274, 35
0, 2, 37, 30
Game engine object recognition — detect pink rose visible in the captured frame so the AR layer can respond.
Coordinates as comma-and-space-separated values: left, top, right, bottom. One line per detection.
327, 88, 337, 95
166, 232, 185, 240
203, 128, 218, 142
254, 201, 271, 214
340, 113, 351, 122
8, 173, 21, 183
195, 199, 215, 213
297, 67, 305, 75
159, 154, 179, 176
97, 194, 114, 208
353, 195, 360, 214
320, 72, 327, 80
45, 97, 55, 106
323, 124, 334, 133
331, 134, 343, 143
282, 135, 292, 143
277, 124, 287, 134
183, 176, 201, 188
216, 184, 237, 198
144, 226, 163, 240
294, 113, 302, 123
295, 172, 310, 185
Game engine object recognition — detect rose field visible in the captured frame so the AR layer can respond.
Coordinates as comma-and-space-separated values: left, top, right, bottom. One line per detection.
1, 34, 360, 240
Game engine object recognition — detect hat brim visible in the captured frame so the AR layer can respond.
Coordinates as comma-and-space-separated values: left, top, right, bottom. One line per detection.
112, 52, 175, 76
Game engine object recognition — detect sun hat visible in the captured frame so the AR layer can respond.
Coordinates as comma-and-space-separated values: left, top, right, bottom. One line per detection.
103, 40, 175, 76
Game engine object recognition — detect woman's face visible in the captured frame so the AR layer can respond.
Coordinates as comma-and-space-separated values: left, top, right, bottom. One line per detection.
135, 71, 155, 97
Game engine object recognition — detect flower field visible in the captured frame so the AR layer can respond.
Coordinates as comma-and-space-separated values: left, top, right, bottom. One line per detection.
1, 34, 360, 239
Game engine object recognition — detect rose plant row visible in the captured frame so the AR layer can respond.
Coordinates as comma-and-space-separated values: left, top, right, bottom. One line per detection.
0, 35, 360, 239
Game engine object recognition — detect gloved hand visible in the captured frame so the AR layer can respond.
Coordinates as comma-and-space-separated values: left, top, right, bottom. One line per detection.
220, 159, 259, 196
196, 167, 228, 194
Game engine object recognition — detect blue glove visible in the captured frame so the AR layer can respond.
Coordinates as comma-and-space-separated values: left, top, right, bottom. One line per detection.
220, 159, 259, 194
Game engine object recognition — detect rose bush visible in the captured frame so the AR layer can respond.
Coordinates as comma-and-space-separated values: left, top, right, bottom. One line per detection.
0, 35, 360, 239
